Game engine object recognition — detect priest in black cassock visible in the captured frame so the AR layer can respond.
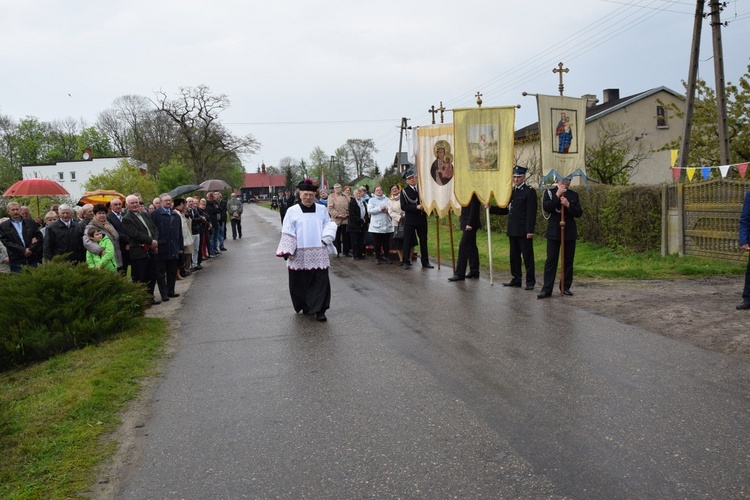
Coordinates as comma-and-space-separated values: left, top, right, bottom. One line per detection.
276, 179, 337, 321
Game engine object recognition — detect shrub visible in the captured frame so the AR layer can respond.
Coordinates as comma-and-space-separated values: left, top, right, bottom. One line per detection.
0, 260, 149, 369
483, 183, 663, 253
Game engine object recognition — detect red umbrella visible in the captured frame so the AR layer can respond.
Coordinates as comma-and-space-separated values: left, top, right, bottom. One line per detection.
3, 178, 70, 215
3, 178, 69, 197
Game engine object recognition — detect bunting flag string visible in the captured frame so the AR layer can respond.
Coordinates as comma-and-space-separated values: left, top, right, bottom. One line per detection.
671, 162, 750, 180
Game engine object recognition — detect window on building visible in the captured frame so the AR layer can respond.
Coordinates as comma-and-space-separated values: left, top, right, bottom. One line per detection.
656, 106, 667, 128
70, 171, 76, 181
58, 172, 64, 181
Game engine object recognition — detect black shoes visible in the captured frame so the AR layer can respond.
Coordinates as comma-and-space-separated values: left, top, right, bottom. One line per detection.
448, 275, 465, 282
466, 273, 480, 279
503, 282, 521, 287
563, 290, 574, 296
525, 285, 535, 290
385, 258, 393, 264
537, 292, 551, 299
737, 301, 750, 310
220, 247, 228, 251
161, 296, 170, 302
422, 262, 434, 269
316, 312, 327, 321
167, 293, 180, 298
402, 262, 412, 269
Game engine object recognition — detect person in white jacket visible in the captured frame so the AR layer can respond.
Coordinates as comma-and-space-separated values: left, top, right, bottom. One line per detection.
367, 186, 394, 264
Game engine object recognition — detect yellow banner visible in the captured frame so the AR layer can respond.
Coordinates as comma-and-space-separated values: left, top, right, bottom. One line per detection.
416, 124, 460, 218
453, 106, 516, 207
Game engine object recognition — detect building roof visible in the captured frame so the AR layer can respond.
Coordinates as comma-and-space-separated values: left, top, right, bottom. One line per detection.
515, 86, 683, 141
244, 172, 286, 189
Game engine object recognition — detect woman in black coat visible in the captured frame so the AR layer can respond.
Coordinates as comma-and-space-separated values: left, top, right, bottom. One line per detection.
347, 189, 368, 260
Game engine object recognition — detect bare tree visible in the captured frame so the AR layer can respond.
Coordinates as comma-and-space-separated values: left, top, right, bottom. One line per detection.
153, 85, 259, 182
586, 121, 652, 185
344, 138, 378, 178
49, 117, 82, 161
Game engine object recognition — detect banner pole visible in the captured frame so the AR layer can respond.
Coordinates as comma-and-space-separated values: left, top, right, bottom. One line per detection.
449, 211, 456, 274
486, 206, 493, 285
559, 203, 566, 296
435, 214, 441, 269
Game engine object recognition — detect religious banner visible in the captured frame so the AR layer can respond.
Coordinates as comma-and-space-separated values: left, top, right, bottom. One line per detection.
453, 106, 516, 206
536, 94, 588, 182
416, 124, 460, 218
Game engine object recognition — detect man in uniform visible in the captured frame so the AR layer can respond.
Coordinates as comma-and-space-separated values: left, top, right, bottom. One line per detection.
488, 166, 538, 290
537, 176, 583, 299
399, 170, 433, 269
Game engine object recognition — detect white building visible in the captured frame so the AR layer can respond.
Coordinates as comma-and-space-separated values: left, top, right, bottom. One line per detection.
21, 156, 145, 201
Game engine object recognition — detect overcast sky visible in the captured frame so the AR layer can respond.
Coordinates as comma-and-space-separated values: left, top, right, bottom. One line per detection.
1, 0, 747, 174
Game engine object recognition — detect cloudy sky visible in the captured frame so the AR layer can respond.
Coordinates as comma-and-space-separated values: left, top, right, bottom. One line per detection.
1, 0, 747, 174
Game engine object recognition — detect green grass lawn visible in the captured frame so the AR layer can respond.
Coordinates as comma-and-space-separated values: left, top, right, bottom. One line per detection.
0, 318, 169, 499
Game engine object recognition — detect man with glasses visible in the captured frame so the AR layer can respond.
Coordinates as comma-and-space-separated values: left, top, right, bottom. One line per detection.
151, 193, 183, 301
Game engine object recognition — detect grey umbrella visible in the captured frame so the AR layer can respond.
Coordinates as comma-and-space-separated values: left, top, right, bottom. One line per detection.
167, 184, 203, 198
199, 179, 232, 191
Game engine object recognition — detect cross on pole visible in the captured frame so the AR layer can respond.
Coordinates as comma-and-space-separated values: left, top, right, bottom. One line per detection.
438, 101, 446, 123
428, 105, 437, 124
553, 62, 568, 96
475, 92, 483, 107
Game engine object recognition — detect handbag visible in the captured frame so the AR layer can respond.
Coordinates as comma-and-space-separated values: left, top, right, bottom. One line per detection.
393, 222, 405, 240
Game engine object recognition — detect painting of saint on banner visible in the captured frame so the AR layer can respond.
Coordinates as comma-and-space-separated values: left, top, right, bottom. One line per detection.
430, 139, 454, 186
550, 108, 579, 154
467, 124, 499, 171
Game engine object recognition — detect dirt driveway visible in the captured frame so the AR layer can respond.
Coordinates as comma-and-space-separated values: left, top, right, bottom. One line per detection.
566, 276, 750, 363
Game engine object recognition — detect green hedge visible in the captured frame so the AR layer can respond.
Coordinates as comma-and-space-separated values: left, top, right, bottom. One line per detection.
0, 260, 150, 370
485, 184, 662, 253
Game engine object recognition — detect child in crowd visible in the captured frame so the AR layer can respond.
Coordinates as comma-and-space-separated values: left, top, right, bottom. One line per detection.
85, 227, 117, 272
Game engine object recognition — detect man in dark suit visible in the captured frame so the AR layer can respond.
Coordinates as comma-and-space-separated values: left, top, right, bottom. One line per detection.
488, 166, 538, 289
399, 170, 433, 269
123, 194, 160, 304
0, 202, 43, 273
279, 189, 296, 223
538, 176, 583, 299
448, 193, 481, 281
106, 197, 130, 275
43, 203, 84, 263
151, 193, 183, 301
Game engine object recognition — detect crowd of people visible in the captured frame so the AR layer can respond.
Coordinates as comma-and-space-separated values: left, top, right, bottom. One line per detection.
0, 191, 237, 305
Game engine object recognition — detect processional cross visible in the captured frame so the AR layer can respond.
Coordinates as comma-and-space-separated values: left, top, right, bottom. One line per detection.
475, 92, 483, 107
438, 101, 446, 123
428, 105, 438, 125
552, 62, 568, 96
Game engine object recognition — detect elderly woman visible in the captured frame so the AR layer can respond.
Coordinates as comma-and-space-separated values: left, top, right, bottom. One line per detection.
174, 198, 193, 279
347, 186, 368, 260
82, 203, 122, 270
327, 183, 349, 257
388, 184, 406, 264
367, 186, 394, 264
40, 211, 58, 238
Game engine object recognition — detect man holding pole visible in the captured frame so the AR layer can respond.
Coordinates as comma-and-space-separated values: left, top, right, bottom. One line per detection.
537, 176, 582, 299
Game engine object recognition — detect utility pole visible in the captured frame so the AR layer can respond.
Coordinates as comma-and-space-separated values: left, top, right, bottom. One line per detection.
710, 0, 731, 165
678, 0, 705, 170
396, 117, 410, 174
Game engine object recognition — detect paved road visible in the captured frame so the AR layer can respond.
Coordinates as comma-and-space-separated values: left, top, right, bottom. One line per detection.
120, 205, 750, 499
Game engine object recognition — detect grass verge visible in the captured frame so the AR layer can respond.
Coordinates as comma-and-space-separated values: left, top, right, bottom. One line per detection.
0, 317, 169, 499
428, 226, 746, 279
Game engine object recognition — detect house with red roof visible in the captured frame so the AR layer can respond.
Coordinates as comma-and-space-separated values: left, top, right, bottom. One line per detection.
241, 164, 286, 200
